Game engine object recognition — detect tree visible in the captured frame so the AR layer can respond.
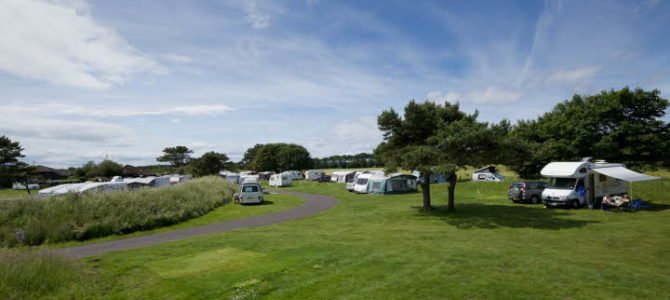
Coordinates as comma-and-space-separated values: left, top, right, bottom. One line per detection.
157, 146, 193, 167
189, 151, 230, 177
97, 159, 124, 178
0, 136, 34, 193
376, 101, 468, 210
509, 87, 670, 177
241, 143, 312, 172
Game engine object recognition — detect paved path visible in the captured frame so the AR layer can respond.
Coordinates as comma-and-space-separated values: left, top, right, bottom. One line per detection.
54, 191, 337, 259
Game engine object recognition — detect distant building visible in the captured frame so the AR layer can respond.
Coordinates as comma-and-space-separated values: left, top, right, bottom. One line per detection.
32, 165, 71, 181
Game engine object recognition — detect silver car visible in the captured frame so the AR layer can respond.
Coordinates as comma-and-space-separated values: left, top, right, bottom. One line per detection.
508, 181, 548, 204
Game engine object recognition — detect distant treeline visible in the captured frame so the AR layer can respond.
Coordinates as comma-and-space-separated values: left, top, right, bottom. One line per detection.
311, 153, 382, 169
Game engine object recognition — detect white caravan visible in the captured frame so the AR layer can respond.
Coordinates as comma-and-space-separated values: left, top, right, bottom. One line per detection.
346, 172, 362, 191
332, 171, 356, 183
238, 178, 264, 204
12, 182, 40, 190
220, 171, 241, 184
540, 160, 658, 208
169, 174, 192, 185
471, 166, 505, 182
282, 170, 304, 180
353, 173, 385, 194
304, 170, 325, 181
269, 173, 292, 187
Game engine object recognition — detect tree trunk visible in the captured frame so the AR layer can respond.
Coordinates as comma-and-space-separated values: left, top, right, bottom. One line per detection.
421, 173, 431, 210
447, 172, 457, 211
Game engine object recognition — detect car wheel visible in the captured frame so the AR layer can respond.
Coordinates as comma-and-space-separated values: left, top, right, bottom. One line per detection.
530, 196, 539, 204
572, 200, 580, 209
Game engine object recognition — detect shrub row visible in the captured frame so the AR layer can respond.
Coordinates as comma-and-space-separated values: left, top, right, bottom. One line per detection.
0, 176, 236, 247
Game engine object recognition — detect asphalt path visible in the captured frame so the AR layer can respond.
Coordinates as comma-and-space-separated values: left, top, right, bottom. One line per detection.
54, 191, 337, 259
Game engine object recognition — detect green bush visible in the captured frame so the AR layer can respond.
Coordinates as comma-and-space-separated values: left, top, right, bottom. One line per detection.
0, 250, 92, 299
0, 176, 235, 247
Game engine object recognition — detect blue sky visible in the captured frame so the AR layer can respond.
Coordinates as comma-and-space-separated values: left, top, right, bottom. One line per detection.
1, 0, 669, 168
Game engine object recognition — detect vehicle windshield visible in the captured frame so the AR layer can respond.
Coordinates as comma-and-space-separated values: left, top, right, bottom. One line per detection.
242, 185, 259, 192
549, 178, 577, 190
356, 178, 368, 185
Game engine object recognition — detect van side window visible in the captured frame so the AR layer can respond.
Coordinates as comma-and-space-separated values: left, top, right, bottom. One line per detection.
478, 174, 486, 179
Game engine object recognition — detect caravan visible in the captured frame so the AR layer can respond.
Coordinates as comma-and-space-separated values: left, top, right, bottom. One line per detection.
353, 173, 385, 194
331, 171, 356, 183
471, 166, 505, 182
269, 173, 292, 187
304, 170, 325, 181
540, 159, 658, 208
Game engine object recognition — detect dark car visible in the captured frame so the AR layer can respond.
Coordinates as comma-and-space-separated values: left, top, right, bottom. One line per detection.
508, 181, 548, 204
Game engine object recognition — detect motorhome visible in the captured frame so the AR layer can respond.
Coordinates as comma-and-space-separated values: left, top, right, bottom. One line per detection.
471, 166, 505, 182
540, 160, 658, 208
304, 170, 325, 181
269, 173, 292, 187
238, 178, 264, 204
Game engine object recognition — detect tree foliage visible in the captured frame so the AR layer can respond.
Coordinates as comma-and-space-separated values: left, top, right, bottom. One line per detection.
241, 143, 312, 172
509, 87, 670, 178
156, 146, 193, 167
311, 153, 381, 169
189, 151, 230, 177
73, 160, 123, 179
0, 136, 33, 189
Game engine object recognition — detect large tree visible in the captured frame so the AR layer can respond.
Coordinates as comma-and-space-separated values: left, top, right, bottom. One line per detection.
157, 146, 193, 167
0, 136, 34, 192
189, 151, 230, 177
242, 143, 312, 172
509, 87, 670, 177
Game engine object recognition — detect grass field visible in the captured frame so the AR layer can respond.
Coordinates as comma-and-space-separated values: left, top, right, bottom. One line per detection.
7, 177, 667, 299
0, 188, 32, 200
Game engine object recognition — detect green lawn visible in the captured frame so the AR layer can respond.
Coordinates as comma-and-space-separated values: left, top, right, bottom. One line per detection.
5, 179, 670, 299
0, 188, 32, 200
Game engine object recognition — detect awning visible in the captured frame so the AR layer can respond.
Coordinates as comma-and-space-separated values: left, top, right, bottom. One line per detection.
592, 167, 660, 182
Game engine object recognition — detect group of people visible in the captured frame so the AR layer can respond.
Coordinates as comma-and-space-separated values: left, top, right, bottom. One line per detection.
601, 193, 631, 210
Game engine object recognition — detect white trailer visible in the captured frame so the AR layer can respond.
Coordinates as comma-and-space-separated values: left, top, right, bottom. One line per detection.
331, 171, 356, 183
540, 160, 659, 208
269, 173, 292, 187
304, 170, 325, 181
282, 170, 304, 180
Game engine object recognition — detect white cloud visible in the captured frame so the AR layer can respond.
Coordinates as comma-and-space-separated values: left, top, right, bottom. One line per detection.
427, 87, 520, 105
245, 1, 271, 29
1, 103, 235, 117
547, 65, 602, 82
0, 116, 137, 145
0, 0, 159, 89
162, 53, 193, 64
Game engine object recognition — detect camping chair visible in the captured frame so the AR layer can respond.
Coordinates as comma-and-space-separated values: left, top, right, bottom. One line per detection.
624, 199, 642, 212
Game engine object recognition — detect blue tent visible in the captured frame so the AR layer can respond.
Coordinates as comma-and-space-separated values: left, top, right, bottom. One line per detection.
368, 174, 418, 195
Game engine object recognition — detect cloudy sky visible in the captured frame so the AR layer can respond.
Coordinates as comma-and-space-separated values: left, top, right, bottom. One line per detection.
1, 0, 669, 168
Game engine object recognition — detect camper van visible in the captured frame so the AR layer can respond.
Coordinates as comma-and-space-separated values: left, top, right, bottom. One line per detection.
269, 173, 292, 187
471, 166, 505, 182
238, 178, 264, 204
304, 170, 325, 181
540, 160, 656, 208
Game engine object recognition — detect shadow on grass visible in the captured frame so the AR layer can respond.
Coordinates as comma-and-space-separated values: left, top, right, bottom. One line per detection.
413, 203, 599, 230
242, 200, 274, 206
644, 202, 670, 212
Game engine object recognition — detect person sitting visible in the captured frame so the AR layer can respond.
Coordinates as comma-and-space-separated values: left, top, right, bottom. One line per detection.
617, 194, 631, 207
601, 194, 615, 210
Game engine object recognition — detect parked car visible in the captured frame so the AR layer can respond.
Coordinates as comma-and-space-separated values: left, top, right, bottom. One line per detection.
508, 181, 548, 204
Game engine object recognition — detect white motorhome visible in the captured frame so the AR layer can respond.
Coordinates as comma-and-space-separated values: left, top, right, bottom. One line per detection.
540, 160, 658, 208
304, 170, 325, 181
269, 173, 292, 187
238, 178, 264, 204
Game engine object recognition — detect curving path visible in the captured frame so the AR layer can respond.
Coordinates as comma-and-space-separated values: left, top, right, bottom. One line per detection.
54, 191, 337, 259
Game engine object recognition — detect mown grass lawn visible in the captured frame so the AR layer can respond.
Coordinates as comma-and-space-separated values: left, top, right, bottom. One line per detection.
0, 188, 31, 200
31, 178, 667, 299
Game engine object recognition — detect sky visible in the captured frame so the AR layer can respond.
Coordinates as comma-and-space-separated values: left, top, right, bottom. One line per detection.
1, 0, 669, 168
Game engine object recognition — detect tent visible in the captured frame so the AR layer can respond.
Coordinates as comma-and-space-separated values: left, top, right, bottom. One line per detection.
592, 167, 660, 200
368, 174, 418, 195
